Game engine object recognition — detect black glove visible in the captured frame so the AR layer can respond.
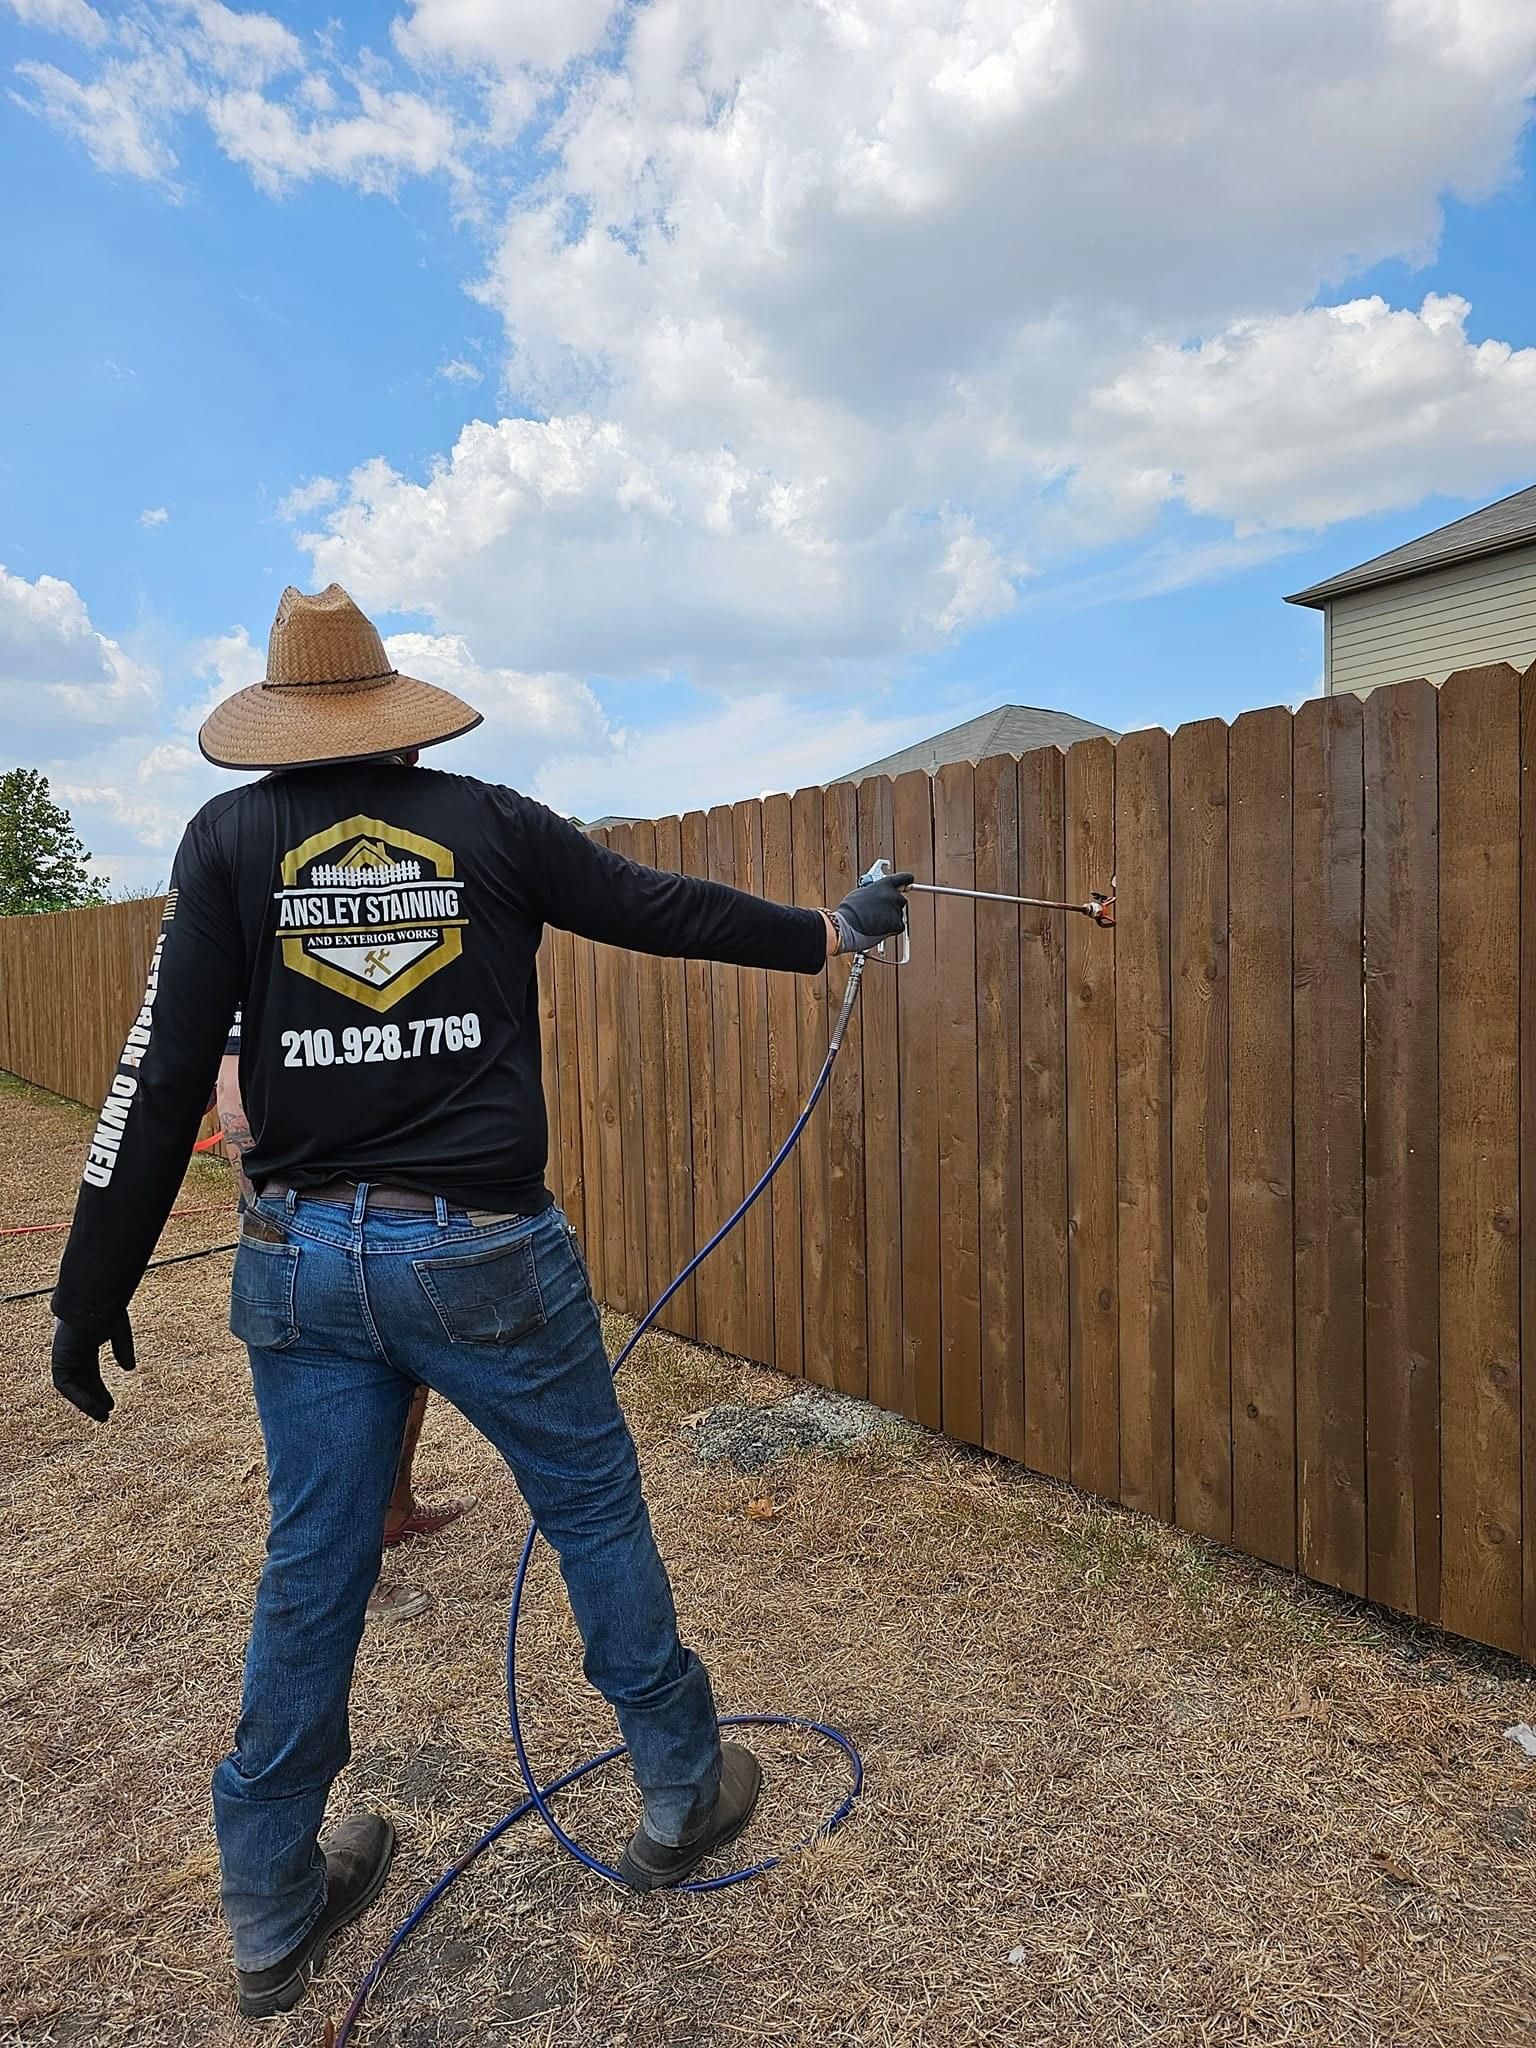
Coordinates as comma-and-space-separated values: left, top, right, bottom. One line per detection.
51, 1310, 136, 1423
831, 870, 913, 954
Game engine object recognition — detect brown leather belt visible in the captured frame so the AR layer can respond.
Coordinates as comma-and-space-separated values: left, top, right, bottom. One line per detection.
257, 1178, 442, 1213
255, 1179, 530, 1227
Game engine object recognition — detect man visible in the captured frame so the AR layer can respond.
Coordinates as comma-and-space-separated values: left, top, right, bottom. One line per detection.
219, 1012, 472, 1626
47, 584, 910, 2021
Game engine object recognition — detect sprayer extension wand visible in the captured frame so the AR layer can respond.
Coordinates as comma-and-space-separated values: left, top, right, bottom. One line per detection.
908, 880, 1116, 924
858, 859, 1115, 964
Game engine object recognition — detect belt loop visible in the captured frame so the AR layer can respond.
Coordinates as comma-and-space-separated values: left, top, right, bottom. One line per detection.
284, 1187, 297, 1216
352, 1181, 369, 1225
434, 1195, 449, 1226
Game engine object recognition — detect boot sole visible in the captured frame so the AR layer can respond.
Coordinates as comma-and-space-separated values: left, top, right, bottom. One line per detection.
617, 1767, 763, 1891
237, 1820, 398, 2020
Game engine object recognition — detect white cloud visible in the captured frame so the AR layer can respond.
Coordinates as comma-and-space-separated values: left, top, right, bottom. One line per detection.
178, 623, 264, 731
278, 475, 340, 519
0, 565, 157, 754
3, 0, 107, 45
184, 2, 302, 88
300, 414, 1012, 685
12, 49, 190, 185
393, 0, 618, 78
53, 732, 231, 878
10, 4, 463, 196
138, 505, 170, 528
1062, 293, 1536, 538
435, 355, 483, 383
384, 630, 616, 775
288, 0, 1536, 690
206, 79, 463, 196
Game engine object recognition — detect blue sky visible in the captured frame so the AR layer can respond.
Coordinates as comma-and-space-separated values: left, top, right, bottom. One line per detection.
2, 0, 1534, 886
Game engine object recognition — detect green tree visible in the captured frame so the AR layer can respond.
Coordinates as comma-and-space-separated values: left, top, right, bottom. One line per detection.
0, 770, 109, 914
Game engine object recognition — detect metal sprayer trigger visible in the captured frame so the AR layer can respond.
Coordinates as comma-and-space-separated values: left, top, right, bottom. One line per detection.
859, 857, 911, 964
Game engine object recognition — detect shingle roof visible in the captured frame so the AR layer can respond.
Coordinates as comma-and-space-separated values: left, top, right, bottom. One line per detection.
1286, 482, 1536, 609
836, 704, 1116, 784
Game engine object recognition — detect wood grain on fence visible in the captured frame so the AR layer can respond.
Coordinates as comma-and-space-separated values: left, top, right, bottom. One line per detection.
1114, 726, 1173, 1522
6, 665, 1536, 1659
1228, 707, 1295, 1570
1294, 693, 1367, 1596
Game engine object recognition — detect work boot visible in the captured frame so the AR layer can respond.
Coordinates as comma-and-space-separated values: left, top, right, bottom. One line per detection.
382, 1491, 477, 1548
365, 1579, 433, 1626
617, 1741, 762, 1891
234, 1813, 396, 2020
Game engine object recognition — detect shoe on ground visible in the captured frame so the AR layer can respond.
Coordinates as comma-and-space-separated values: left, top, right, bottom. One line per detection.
382, 1491, 477, 1548
617, 1741, 762, 1891
365, 1580, 433, 1626
235, 1812, 396, 2020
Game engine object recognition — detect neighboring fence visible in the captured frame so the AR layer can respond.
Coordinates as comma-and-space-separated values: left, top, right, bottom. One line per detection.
0, 896, 164, 1109
2, 664, 1533, 1661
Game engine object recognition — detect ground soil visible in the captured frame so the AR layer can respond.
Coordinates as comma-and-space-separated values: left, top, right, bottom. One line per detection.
3, 1075, 1535, 2048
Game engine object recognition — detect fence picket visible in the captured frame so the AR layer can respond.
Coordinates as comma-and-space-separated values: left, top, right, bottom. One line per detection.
653, 813, 696, 1338
1363, 680, 1439, 1619
893, 768, 942, 1430
680, 811, 720, 1345
824, 779, 869, 1400
1114, 727, 1173, 1522
935, 761, 982, 1447
1171, 719, 1231, 1541
1229, 707, 1295, 1569
761, 795, 803, 1378
792, 784, 835, 1390
1018, 747, 1071, 1479
1294, 695, 1367, 1596
629, 820, 674, 1315
706, 806, 749, 1357
572, 888, 608, 1302
1066, 738, 1119, 1497
1522, 661, 1536, 1665
1439, 666, 1522, 1652
733, 801, 778, 1373
974, 753, 1026, 1462
857, 773, 906, 1419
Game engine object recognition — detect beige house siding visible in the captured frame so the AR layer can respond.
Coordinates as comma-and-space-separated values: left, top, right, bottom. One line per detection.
1325, 540, 1536, 696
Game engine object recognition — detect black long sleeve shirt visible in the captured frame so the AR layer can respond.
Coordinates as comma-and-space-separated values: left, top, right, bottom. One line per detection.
53, 761, 826, 1332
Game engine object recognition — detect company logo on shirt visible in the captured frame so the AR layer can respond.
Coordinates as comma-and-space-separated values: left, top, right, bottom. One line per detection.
274, 815, 467, 1012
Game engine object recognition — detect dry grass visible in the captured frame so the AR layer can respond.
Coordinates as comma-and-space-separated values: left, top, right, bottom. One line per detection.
3, 1073, 1536, 2048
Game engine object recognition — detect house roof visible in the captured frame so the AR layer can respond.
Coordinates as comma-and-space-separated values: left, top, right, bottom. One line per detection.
836, 704, 1117, 784
1286, 481, 1536, 609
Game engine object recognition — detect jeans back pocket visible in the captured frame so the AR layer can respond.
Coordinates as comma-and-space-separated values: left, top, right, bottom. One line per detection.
412, 1231, 546, 1345
229, 1237, 302, 1352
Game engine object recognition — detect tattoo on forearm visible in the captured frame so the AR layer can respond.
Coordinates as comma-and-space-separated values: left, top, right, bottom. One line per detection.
219, 1109, 257, 1201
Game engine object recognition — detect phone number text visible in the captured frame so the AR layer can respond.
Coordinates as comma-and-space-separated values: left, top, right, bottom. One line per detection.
281, 1013, 482, 1068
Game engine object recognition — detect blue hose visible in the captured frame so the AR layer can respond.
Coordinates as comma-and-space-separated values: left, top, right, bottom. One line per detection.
335, 956, 868, 2042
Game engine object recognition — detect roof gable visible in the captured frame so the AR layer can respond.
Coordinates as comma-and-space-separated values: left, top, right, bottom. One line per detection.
837, 704, 1117, 784
1287, 482, 1536, 608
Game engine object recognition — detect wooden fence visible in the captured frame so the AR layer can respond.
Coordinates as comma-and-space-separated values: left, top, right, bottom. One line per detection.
540, 665, 1536, 1663
3, 664, 1533, 1660
0, 896, 165, 1110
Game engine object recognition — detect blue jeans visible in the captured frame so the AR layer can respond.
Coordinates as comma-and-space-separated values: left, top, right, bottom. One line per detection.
212, 1191, 721, 1972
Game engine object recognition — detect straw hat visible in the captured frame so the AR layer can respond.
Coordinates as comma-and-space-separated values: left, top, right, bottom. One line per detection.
198, 584, 483, 771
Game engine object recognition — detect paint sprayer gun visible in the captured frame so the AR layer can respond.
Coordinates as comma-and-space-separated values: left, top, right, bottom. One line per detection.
857, 858, 1115, 965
